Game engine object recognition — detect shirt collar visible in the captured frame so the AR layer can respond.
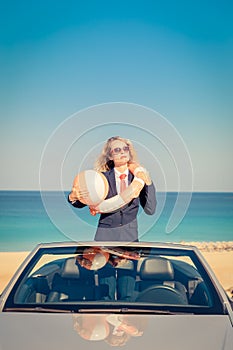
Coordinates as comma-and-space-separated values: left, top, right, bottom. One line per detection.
114, 168, 129, 178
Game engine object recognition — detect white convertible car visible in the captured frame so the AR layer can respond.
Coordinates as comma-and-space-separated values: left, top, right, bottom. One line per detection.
0, 241, 232, 349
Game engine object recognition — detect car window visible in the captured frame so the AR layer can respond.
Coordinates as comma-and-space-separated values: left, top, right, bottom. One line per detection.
5, 245, 222, 314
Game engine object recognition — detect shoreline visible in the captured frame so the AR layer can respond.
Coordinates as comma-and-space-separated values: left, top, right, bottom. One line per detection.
0, 241, 232, 298
180, 240, 233, 252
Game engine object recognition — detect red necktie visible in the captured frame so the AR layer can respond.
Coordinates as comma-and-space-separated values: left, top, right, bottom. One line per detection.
119, 174, 127, 193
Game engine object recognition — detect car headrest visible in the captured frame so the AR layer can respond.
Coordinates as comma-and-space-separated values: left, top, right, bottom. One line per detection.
61, 258, 80, 279
140, 257, 174, 281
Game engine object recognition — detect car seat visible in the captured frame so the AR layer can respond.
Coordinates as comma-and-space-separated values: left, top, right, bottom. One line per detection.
135, 257, 188, 304
47, 258, 96, 302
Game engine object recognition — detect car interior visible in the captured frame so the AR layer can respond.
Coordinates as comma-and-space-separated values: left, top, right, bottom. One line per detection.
11, 247, 213, 309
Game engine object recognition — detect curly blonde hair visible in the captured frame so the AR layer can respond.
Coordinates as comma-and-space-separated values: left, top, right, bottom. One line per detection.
94, 136, 139, 172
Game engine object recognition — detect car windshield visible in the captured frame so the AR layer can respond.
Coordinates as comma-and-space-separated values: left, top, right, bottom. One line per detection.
4, 244, 224, 314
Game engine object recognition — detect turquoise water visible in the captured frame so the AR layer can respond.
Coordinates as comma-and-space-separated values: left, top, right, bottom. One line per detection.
0, 191, 233, 251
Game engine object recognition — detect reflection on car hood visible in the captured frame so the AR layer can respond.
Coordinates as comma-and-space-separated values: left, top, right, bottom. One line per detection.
0, 313, 232, 349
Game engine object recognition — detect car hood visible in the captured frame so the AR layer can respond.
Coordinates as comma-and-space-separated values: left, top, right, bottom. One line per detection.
0, 313, 232, 349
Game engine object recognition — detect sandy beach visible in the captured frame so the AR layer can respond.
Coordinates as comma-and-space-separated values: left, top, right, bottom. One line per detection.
0, 242, 233, 298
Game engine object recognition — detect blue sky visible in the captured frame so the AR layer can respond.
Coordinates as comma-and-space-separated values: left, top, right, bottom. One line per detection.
0, 1, 233, 191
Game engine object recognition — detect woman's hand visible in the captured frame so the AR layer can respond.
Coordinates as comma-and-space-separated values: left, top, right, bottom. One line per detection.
128, 162, 152, 185
136, 168, 152, 185
69, 186, 90, 203
89, 206, 100, 216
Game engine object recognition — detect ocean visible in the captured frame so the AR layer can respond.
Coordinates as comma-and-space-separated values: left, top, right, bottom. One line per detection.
0, 191, 233, 252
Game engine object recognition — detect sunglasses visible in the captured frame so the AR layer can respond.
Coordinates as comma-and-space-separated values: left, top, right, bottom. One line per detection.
111, 146, 130, 154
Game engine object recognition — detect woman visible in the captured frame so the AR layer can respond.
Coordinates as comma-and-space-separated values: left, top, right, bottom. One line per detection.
68, 136, 156, 242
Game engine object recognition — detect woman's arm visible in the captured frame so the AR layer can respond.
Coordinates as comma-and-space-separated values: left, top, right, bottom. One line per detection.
139, 182, 156, 215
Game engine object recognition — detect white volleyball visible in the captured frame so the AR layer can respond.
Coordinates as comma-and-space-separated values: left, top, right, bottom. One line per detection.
73, 170, 109, 206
